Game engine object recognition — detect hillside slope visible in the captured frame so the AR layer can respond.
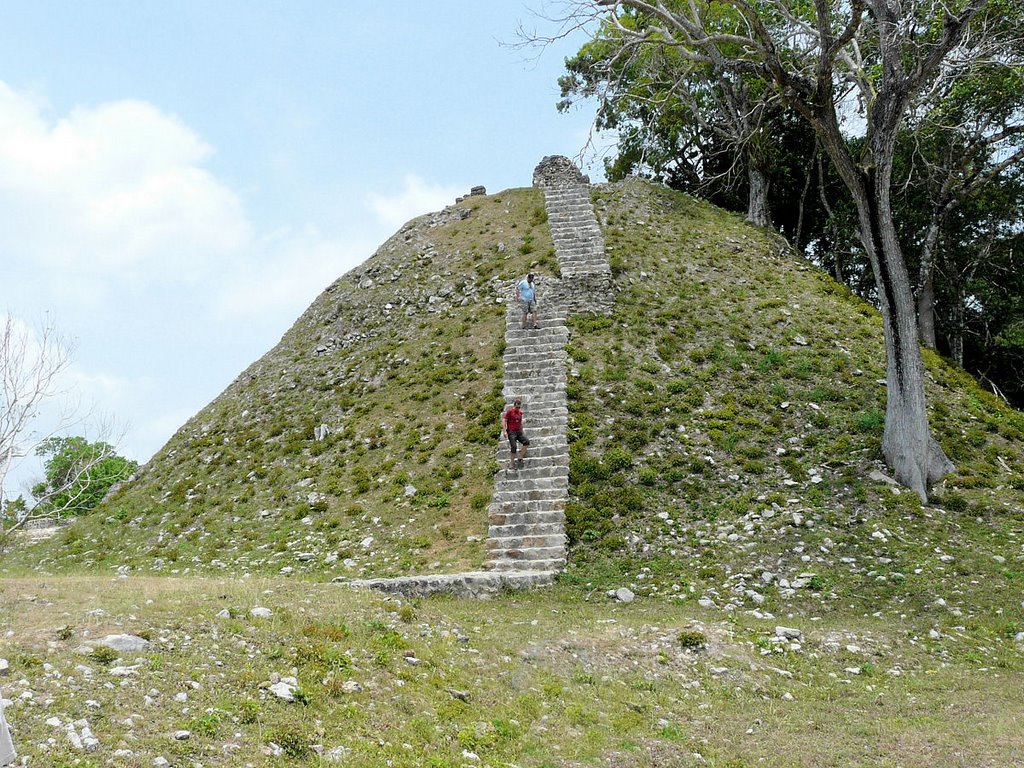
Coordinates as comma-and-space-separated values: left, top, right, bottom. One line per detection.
7, 179, 1024, 620
9, 188, 556, 578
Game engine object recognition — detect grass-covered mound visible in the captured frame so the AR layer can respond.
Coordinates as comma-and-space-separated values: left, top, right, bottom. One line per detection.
563, 180, 1024, 619
6, 189, 557, 579
5, 179, 1023, 627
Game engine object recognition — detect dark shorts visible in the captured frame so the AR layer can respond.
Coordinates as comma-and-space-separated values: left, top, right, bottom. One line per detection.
507, 429, 529, 452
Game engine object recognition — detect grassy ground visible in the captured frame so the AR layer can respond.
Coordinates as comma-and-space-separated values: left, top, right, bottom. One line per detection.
1, 576, 1021, 767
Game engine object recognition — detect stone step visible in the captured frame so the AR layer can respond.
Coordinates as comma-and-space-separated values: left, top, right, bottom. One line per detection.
493, 444, 569, 459
549, 225, 602, 235
504, 365, 568, 377
504, 335, 568, 345
504, 339, 567, 350
487, 539, 565, 554
505, 349, 569, 360
498, 412, 568, 423
491, 490, 566, 505
489, 523, 567, 536
494, 467, 569, 483
494, 442, 568, 459
488, 507, 566, 524
494, 442, 567, 458
494, 473, 568, 490
503, 318, 569, 328
339, 570, 556, 597
506, 401, 567, 411
487, 533, 567, 550
484, 556, 567, 572
494, 456, 569, 472
501, 402, 568, 413
488, 521, 565, 538
502, 371, 567, 382
494, 438, 568, 452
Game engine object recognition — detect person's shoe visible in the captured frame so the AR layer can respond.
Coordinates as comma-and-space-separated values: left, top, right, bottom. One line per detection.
516, 458, 524, 469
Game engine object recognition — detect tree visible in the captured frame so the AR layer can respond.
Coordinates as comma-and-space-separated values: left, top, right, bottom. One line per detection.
556, 3, 788, 225
1, 313, 133, 534
1, 313, 74, 508
544, 0, 1023, 499
30, 436, 138, 519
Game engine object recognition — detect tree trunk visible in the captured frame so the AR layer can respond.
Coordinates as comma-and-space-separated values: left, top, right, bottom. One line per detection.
746, 166, 772, 227
916, 217, 943, 348
916, 271, 937, 349
858, 169, 954, 500
950, 296, 965, 366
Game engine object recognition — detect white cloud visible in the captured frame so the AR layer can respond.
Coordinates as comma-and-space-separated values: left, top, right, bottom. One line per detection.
0, 81, 251, 285
366, 173, 465, 230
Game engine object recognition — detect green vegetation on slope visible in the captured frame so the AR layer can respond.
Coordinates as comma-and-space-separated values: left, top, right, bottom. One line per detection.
562, 180, 1024, 618
2, 179, 1024, 767
6, 189, 556, 579
5, 179, 1023, 627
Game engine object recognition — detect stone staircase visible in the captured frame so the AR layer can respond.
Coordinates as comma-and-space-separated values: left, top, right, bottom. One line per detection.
543, 184, 611, 280
342, 155, 611, 598
483, 287, 570, 572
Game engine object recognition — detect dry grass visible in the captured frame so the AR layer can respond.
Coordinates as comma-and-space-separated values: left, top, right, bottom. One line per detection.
1, 576, 1022, 767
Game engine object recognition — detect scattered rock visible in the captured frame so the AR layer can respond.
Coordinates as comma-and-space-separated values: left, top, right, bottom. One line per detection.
250, 607, 272, 619
324, 746, 351, 762
269, 678, 298, 702
775, 626, 803, 641
869, 470, 897, 485
99, 634, 150, 653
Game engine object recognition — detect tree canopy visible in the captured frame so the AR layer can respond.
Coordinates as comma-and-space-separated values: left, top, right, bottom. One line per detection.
548, 0, 1024, 498
31, 436, 138, 519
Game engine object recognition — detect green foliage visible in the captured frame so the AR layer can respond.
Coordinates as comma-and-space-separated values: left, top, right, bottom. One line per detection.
31, 436, 138, 517
88, 645, 118, 665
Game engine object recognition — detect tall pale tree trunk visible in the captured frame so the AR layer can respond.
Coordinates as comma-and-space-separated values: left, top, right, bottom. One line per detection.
746, 166, 772, 227
857, 168, 954, 500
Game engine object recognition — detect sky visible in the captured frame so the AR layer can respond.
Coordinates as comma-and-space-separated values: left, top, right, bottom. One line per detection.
0, 2, 606, 500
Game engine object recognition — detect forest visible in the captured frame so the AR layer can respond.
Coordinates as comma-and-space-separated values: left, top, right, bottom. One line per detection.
554, 0, 1024, 418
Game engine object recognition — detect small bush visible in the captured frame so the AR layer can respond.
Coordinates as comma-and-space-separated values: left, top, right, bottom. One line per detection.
88, 646, 118, 665
603, 446, 634, 472
677, 629, 708, 650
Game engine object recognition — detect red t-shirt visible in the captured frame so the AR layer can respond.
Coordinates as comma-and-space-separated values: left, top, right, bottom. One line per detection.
504, 407, 523, 432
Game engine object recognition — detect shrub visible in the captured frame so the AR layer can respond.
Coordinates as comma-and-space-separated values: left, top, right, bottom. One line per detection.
88, 646, 118, 665
603, 446, 634, 472
677, 629, 708, 650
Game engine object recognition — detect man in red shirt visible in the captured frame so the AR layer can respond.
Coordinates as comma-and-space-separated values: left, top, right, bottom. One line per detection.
501, 398, 530, 470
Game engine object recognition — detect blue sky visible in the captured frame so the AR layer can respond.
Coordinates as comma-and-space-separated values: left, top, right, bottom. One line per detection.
0, 2, 604, 499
